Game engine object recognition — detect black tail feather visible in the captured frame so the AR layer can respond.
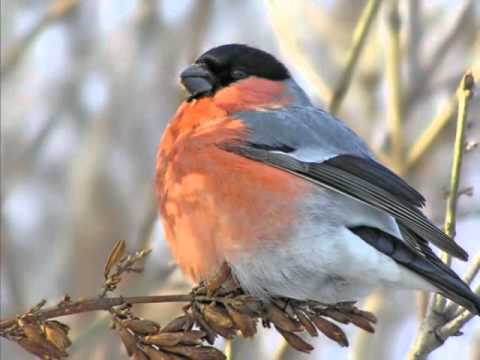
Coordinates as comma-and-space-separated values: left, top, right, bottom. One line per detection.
349, 225, 480, 315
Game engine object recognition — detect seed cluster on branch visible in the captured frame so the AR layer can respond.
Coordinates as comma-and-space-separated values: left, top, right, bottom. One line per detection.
0, 241, 378, 359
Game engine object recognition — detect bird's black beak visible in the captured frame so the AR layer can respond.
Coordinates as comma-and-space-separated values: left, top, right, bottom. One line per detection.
180, 64, 215, 100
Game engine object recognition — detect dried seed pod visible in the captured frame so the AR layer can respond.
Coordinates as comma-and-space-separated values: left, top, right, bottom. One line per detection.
145, 331, 204, 347
17, 337, 51, 359
20, 321, 45, 345
225, 299, 249, 314
294, 310, 317, 337
142, 345, 174, 360
19, 321, 68, 358
322, 308, 351, 324
206, 262, 231, 296
235, 296, 263, 315
352, 309, 378, 324
311, 316, 348, 347
225, 305, 257, 337
158, 351, 185, 360
105, 275, 122, 286
46, 320, 70, 334
104, 240, 126, 278
163, 345, 226, 360
266, 305, 302, 332
225, 296, 263, 316
199, 304, 235, 338
275, 327, 314, 353
344, 313, 375, 333
118, 328, 138, 356
123, 319, 160, 335
43, 321, 72, 351
160, 314, 194, 333
201, 304, 234, 329
206, 318, 236, 339
145, 333, 183, 347
192, 305, 217, 344
132, 348, 150, 360
178, 330, 208, 345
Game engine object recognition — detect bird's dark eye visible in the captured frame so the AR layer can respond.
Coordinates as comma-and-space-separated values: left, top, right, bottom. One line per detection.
231, 69, 248, 80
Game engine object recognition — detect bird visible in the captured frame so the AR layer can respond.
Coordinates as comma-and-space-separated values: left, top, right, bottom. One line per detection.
155, 43, 480, 314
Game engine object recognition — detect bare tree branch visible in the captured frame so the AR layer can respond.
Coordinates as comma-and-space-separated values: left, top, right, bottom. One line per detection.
403, 0, 475, 114
433, 71, 475, 312
406, 67, 478, 169
329, 0, 383, 115
407, 71, 476, 360
385, 0, 404, 174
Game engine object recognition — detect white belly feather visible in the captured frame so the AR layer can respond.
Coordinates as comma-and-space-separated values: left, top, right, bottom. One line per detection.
229, 187, 435, 303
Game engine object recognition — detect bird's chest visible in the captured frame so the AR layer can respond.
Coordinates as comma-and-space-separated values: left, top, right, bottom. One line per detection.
156, 115, 312, 282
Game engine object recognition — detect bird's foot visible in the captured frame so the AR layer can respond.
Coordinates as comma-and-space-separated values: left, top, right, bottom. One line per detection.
206, 262, 232, 297
192, 262, 239, 298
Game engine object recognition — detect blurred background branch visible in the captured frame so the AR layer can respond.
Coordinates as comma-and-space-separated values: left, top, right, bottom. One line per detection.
403, 0, 475, 114
1, 0, 79, 78
266, 0, 333, 104
329, 0, 382, 115
385, 0, 404, 174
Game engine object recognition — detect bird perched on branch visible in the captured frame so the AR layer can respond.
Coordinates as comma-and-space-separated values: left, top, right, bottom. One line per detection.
156, 44, 480, 314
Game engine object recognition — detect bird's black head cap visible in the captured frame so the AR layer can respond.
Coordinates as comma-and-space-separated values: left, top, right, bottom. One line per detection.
197, 44, 290, 85
180, 44, 290, 100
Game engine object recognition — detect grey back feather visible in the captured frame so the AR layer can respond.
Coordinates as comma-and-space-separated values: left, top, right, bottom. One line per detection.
234, 105, 373, 163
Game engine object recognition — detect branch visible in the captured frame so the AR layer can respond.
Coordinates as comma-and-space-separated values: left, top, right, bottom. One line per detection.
385, 0, 404, 174
272, 337, 290, 360
433, 71, 474, 312
1, 0, 79, 78
406, 0, 422, 86
407, 71, 476, 360
329, 0, 383, 115
0, 294, 194, 332
408, 281, 480, 360
406, 67, 478, 169
224, 338, 233, 360
462, 254, 480, 286
437, 69, 474, 275
439, 282, 480, 338
403, 0, 474, 115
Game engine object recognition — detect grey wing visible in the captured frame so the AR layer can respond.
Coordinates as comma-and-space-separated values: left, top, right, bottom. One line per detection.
225, 107, 468, 260
235, 106, 373, 162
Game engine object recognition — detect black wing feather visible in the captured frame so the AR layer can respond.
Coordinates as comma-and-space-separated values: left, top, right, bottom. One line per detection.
324, 155, 425, 208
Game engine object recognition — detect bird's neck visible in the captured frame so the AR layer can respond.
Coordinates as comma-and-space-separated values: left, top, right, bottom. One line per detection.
213, 77, 306, 113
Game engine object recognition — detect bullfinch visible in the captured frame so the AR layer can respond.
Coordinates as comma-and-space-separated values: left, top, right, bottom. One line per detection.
156, 44, 480, 314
